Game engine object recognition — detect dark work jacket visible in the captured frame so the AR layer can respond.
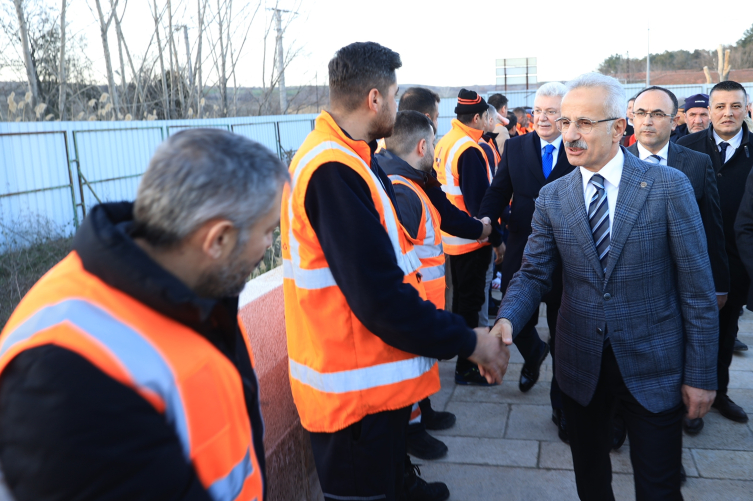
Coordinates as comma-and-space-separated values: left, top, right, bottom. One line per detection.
0, 202, 265, 501
478, 131, 575, 293
304, 140, 477, 360
376, 149, 485, 241
627, 141, 729, 293
480, 132, 501, 177
678, 123, 753, 297
670, 123, 689, 143
735, 169, 753, 307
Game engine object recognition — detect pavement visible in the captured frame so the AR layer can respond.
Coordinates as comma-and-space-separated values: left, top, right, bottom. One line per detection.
416, 306, 753, 501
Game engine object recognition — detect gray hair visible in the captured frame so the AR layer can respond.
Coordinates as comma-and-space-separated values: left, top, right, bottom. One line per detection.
565, 72, 626, 121
133, 129, 289, 248
488, 104, 498, 117
535, 82, 567, 99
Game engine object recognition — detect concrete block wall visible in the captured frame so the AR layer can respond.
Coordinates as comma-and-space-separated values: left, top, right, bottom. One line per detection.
238, 267, 323, 501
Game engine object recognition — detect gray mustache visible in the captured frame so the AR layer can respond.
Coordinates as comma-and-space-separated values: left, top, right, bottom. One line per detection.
565, 140, 588, 150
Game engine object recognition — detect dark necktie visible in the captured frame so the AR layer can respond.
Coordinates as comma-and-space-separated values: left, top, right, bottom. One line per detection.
542, 144, 555, 178
647, 154, 662, 164
588, 174, 610, 273
719, 142, 730, 163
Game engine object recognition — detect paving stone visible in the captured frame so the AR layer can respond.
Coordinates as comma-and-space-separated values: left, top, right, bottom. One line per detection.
681, 411, 753, 450
433, 362, 457, 412
417, 463, 581, 501
728, 369, 753, 390
433, 436, 539, 468
729, 350, 753, 371
692, 449, 753, 480
432, 402, 509, 438
452, 379, 553, 405
505, 404, 561, 442
726, 389, 753, 416
680, 477, 753, 501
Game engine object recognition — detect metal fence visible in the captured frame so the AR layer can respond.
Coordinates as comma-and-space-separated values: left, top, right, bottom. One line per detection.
0, 114, 317, 250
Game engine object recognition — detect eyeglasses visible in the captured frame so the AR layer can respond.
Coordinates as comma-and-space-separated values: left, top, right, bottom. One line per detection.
632, 111, 675, 121
533, 109, 559, 117
555, 117, 620, 134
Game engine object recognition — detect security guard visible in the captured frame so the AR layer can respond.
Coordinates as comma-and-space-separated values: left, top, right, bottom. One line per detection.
0, 129, 284, 501
282, 43, 509, 501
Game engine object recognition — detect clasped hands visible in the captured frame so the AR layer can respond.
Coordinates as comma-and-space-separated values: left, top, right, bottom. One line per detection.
467, 320, 514, 385
474, 217, 505, 263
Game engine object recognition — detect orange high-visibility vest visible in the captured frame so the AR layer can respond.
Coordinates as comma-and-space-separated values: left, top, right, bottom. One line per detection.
389, 174, 446, 310
481, 137, 501, 167
434, 119, 492, 255
375, 138, 386, 154
516, 121, 534, 136
0, 252, 263, 501
281, 111, 439, 433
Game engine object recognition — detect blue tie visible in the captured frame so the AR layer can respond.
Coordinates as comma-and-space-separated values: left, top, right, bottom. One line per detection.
589, 174, 610, 273
647, 154, 662, 164
542, 144, 555, 179
719, 142, 730, 163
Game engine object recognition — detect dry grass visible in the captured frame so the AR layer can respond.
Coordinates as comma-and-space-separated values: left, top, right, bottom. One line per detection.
250, 228, 282, 280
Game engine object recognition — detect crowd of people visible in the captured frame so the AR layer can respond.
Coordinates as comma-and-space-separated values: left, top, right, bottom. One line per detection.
0, 40, 752, 501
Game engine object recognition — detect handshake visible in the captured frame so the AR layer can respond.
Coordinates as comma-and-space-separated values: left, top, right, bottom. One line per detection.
475, 217, 506, 264
467, 321, 514, 385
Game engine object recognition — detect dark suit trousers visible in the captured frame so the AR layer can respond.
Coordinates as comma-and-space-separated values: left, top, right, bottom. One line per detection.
513, 294, 562, 409
718, 290, 747, 396
562, 346, 684, 501
450, 246, 492, 371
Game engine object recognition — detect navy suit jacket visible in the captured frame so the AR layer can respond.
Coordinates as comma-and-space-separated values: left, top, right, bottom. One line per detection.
627, 141, 729, 293
498, 149, 719, 413
479, 131, 575, 293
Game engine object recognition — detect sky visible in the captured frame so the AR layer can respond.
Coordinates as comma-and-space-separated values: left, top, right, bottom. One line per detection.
23, 0, 753, 89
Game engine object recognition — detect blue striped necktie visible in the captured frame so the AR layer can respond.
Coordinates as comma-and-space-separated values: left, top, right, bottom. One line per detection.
647, 154, 661, 164
588, 174, 610, 273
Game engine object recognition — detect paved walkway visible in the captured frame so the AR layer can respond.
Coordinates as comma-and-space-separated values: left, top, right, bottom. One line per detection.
417, 307, 753, 501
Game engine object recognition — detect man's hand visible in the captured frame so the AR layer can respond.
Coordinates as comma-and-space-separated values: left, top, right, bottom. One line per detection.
476, 217, 492, 242
717, 294, 728, 310
682, 385, 716, 419
489, 318, 514, 345
468, 327, 510, 384
494, 242, 506, 265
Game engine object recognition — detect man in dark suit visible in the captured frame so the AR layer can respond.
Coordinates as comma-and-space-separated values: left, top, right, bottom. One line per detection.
627, 86, 728, 436
478, 82, 575, 441
492, 73, 718, 500
735, 169, 753, 310
678, 80, 753, 425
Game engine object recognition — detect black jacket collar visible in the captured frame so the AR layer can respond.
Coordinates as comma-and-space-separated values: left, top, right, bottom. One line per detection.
376, 148, 430, 188
73, 202, 239, 354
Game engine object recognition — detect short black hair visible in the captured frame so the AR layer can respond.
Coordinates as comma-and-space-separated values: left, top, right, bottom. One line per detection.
457, 110, 487, 125
398, 87, 440, 116
634, 86, 679, 115
628, 96, 637, 103
385, 110, 434, 156
328, 42, 402, 111
488, 94, 508, 111
512, 107, 526, 116
710, 80, 748, 103
505, 111, 517, 131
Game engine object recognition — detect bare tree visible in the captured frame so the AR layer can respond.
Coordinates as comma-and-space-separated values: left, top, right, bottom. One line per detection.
13, 0, 39, 109
93, 0, 121, 119
151, 0, 169, 119
58, 0, 66, 119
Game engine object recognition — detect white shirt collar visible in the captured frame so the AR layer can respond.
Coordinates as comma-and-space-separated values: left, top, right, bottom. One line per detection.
635, 140, 669, 162
579, 148, 624, 191
713, 127, 743, 150
541, 135, 562, 151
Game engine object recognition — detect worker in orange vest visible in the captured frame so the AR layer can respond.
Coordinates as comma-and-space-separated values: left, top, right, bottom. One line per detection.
435, 89, 505, 386
378, 110, 493, 461
0, 129, 285, 501
514, 107, 535, 135
282, 42, 509, 501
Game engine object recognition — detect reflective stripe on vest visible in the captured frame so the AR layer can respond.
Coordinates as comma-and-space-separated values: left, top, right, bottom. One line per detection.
0, 250, 263, 501
388, 174, 446, 308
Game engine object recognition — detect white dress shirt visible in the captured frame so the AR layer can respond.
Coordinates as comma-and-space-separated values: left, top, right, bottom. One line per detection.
580, 148, 624, 230
713, 127, 743, 163
636, 141, 670, 166
541, 135, 563, 172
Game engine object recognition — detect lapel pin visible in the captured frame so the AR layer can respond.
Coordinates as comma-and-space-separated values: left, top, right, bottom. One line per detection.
640, 182, 647, 188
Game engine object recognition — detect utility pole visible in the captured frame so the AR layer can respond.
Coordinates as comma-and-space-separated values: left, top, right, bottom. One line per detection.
269, 8, 290, 114
646, 25, 651, 87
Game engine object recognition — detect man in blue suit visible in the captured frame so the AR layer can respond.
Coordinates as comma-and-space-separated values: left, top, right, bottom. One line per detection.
492, 73, 719, 500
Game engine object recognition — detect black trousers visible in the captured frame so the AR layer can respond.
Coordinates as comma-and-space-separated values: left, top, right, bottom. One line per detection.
562, 346, 684, 501
309, 406, 411, 501
512, 292, 562, 409
718, 291, 747, 396
450, 246, 493, 371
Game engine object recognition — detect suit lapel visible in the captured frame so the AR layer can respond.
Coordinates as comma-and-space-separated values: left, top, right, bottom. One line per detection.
666, 140, 682, 168
526, 132, 547, 186
547, 145, 574, 183
560, 170, 605, 278
604, 151, 653, 282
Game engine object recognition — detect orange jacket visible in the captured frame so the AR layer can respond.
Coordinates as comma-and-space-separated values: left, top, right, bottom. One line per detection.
389, 173, 446, 309
434, 119, 492, 255
0, 252, 264, 501
281, 111, 439, 433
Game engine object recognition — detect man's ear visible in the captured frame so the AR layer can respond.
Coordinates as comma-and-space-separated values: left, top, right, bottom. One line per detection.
613, 117, 627, 143
417, 138, 427, 157
201, 220, 236, 260
367, 88, 380, 114
671, 115, 678, 131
